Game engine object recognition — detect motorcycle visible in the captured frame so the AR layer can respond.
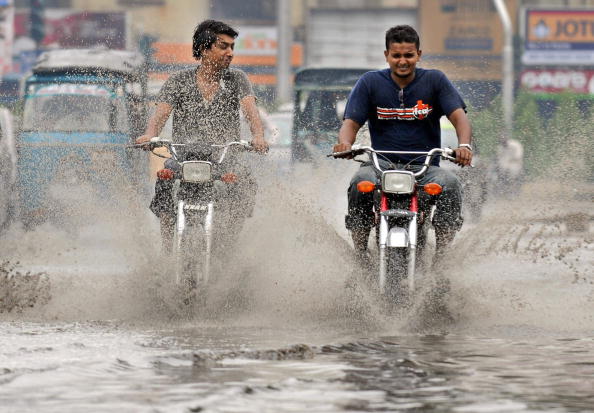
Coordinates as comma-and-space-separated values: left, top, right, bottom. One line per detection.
330, 145, 457, 304
134, 137, 253, 305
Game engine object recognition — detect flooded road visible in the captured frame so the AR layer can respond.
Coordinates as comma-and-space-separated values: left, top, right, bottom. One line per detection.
2, 321, 593, 412
1, 162, 593, 412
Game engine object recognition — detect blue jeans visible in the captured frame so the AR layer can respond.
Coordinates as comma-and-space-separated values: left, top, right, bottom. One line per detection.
346, 161, 463, 233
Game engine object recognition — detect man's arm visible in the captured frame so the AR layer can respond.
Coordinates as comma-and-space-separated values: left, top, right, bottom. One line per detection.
332, 118, 362, 156
447, 108, 473, 167
135, 102, 172, 144
240, 96, 268, 152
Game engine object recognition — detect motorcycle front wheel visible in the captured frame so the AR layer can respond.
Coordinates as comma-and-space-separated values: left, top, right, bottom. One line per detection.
173, 210, 210, 308
384, 247, 409, 306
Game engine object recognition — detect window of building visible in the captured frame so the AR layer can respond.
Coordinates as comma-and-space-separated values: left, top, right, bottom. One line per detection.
210, 0, 276, 23
117, 0, 165, 6
15, 0, 71, 7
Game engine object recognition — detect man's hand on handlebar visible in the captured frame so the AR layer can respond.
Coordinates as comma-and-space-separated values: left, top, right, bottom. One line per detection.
135, 135, 153, 150
332, 142, 353, 159
453, 147, 473, 167
250, 138, 269, 154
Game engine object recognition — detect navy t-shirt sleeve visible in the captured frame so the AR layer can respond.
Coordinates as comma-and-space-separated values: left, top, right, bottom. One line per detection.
435, 71, 466, 117
343, 75, 371, 125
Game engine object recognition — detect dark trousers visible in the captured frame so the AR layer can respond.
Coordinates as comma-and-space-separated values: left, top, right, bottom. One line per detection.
150, 159, 257, 220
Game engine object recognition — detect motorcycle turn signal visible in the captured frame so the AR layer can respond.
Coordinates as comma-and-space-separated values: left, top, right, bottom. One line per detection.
423, 182, 443, 195
357, 181, 376, 193
157, 168, 175, 180
221, 173, 239, 183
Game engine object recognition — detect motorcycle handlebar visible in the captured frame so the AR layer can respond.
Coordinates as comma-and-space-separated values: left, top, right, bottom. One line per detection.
130, 138, 254, 163
329, 146, 459, 177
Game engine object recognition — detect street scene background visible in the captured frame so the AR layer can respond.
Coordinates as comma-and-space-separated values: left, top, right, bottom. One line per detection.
0, 0, 593, 412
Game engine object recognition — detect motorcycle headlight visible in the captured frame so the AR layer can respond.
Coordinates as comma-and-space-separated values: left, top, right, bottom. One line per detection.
181, 161, 212, 183
381, 171, 415, 194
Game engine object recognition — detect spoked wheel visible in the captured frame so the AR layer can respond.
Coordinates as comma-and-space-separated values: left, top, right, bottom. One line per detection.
172, 210, 210, 310
415, 219, 432, 272
383, 247, 410, 307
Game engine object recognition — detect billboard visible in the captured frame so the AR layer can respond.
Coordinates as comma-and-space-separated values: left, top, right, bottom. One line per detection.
0, 0, 13, 76
14, 10, 126, 50
523, 9, 594, 66
234, 26, 277, 56
520, 69, 594, 94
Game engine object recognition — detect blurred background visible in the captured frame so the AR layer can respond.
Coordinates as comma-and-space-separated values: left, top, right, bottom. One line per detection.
1, 0, 593, 232
2, 0, 593, 148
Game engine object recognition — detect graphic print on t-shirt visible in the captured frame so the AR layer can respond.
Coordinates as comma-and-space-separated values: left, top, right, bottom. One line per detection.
377, 100, 433, 121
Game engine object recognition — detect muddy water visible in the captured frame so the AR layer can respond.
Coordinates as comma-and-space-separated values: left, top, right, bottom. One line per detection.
1, 160, 593, 412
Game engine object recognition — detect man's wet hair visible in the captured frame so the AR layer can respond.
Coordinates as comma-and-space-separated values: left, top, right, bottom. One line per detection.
385, 25, 420, 50
192, 19, 238, 59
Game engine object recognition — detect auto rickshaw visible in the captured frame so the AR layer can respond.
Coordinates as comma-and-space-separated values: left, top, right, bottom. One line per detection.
16, 48, 150, 228
291, 67, 372, 162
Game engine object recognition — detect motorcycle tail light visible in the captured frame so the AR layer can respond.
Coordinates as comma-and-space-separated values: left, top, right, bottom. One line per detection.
182, 161, 212, 183
157, 168, 174, 180
357, 180, 376, 193
382, 171, 414, 194
423, 182, 443, 195
221, 173, 238, 183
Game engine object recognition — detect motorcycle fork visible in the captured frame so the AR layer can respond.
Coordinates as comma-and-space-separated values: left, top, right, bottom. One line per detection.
378, 192, 389, 293
407, 190, 419, 292
377, 190, 419, 294
173, 180, 214, 286
203, 202, 214, 285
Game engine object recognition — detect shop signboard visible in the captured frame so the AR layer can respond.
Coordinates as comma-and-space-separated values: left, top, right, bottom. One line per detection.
523, 9, 594, 65
520, 69, 594, 94
0, 0, 13, 76
235, 26, 277, 56
14, 10, 126, 50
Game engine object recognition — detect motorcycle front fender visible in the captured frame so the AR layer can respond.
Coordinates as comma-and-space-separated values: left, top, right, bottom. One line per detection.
386, 226, 409, 248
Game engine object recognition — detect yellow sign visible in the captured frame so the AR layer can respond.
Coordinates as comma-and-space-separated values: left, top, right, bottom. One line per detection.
526, 10, 594, 44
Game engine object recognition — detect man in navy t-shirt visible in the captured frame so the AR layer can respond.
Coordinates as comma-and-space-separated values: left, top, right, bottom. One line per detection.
333, 24, 473, 261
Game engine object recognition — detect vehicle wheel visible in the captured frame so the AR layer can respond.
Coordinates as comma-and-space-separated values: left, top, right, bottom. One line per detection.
172, 216, 209, 309
384, 247, 409, 306
415, 220, 432, 271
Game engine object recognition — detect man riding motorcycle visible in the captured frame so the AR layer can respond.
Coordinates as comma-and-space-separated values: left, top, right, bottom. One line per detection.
136, 20, 268, 249
332, 25, 473, 264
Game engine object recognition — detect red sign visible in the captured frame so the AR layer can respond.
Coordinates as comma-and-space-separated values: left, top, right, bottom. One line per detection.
15, 10, 126, 49
520, 69, 594, 93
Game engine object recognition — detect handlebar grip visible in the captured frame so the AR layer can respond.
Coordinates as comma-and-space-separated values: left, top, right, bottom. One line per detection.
129, 143, 153, 149
442, 147, 456, 162
328, 148, 365, 158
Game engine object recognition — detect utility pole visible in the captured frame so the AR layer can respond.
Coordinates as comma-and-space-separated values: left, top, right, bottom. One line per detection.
30, 0, 45, 49
276, 0, 291, 106
493, 0, 513, 144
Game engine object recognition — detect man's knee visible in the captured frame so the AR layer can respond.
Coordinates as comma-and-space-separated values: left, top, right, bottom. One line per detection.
427, 169, 463, 232
346, 166, 378, 231
347, 188, 374, 230
345, 209, 374, 231
433, 191, 464, 232
429, 168, 462, 194
150, 179, 174, 217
